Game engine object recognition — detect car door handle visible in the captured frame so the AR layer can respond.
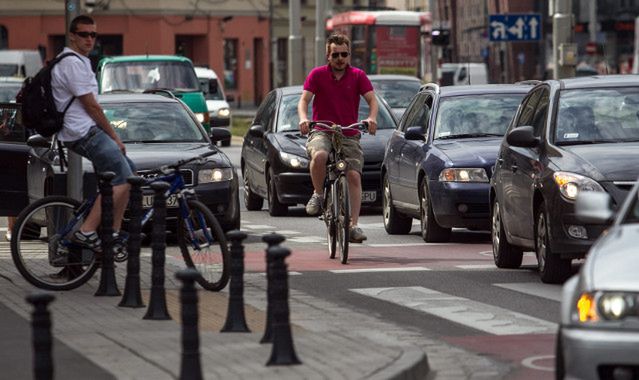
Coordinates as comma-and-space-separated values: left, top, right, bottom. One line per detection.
511, 165, 518, 173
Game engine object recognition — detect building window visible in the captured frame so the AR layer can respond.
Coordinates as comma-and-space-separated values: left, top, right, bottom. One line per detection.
224, 39, 239, 90
276, 37, 288, 87
0, 25, 7, 49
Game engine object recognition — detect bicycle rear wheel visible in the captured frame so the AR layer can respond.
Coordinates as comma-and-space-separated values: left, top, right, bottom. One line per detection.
177, 199, 230, 291
336, 176, 350, 264
323, 187, 337, 259
11, 196, 99, 290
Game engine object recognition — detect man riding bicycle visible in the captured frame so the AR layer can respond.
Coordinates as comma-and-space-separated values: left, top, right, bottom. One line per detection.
298, 33, 378, 243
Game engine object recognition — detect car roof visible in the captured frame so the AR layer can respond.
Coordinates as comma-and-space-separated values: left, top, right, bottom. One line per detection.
436, 84, 533, 97
554, 74, 639, 89
97, 93, 179, 104
368, 74, 421, 82
99, 55, 194, 64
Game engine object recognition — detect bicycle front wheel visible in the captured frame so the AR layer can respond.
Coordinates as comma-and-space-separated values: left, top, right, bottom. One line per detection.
11, 196, 99, 290
177, 199, 230, 291
323, 188, 337, 259
335, 175, 350, 264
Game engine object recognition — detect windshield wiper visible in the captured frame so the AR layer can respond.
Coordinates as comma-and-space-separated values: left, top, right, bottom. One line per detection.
556, 140, 602, 146
436, 133, 503, 140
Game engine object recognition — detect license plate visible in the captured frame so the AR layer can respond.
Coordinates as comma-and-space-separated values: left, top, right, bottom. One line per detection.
142, 194, 179, 208
362, 191, 377, 203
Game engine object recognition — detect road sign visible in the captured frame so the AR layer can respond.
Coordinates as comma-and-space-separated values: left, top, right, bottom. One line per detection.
489, 14, 541, 42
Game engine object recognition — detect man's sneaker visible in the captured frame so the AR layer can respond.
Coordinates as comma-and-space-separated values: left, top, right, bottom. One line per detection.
305, 192, 323, 216
70, 230, 102, 252
349, 226, 367, 243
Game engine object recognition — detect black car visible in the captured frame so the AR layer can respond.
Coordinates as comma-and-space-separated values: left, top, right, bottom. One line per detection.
382, 83, 532, 242
491, 75, 639, 283
20, 93, 240, 231
241, 85, 397, 216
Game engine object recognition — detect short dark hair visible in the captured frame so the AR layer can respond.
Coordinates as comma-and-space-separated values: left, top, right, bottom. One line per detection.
325, 33, 350, 55
70, 15, 95, 33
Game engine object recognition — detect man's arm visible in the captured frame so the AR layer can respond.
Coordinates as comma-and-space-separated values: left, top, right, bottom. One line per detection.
78, 93, 126, 153
297, 90, 314, 135
362, 90, 378, 135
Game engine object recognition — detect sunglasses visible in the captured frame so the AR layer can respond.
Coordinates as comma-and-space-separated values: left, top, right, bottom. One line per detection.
331, 52, 350, 59
73, 31, 97, 39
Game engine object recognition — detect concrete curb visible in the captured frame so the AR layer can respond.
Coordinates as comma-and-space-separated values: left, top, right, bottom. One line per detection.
368, 347, 430, 380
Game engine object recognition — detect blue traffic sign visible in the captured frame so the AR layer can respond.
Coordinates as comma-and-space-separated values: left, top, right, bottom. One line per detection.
489, 14, 541, 42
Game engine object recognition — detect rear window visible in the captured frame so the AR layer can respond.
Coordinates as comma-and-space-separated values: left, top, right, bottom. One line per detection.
101, 61, 200, 93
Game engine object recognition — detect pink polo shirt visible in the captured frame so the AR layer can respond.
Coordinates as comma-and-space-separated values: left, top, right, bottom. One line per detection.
303, 64, 374, 136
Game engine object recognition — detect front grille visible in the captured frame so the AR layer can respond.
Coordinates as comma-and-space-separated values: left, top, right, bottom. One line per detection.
137, 169, 194, 187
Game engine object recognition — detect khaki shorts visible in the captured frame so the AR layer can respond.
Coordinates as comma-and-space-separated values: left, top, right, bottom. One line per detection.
306, 131, 364, 174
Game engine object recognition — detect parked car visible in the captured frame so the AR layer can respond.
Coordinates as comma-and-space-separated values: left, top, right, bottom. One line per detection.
195, 66, 233, 146
491, 75, 639, 283
23, 93, 240, 231
241, 86, 397, 216
0, 77, 23, 102
382, 83, 532, 242
439, 63, 488, 86
556, 187, 639, 380
0, 50, 43, 78
368, 74, 421, 119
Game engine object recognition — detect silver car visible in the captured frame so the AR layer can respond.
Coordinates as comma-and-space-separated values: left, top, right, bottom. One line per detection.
557, 184, 639, 379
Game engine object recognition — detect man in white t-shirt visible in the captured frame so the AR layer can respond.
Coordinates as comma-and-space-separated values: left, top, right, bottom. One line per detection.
52, 15, 135, 252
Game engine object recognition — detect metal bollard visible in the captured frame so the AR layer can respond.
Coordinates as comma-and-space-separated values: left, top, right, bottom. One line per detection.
143, 181, 172, 320
260, 232, 286, 344
220, 230, 250, 332
119, 176, 146, 308
95, 171, 121, 297
176, 268, 203, 380
26, 293, 55, 380
266, 246, 301, 366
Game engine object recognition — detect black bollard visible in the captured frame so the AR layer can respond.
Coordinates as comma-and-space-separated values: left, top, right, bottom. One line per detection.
119, 176, 146, 308
176, 268, 203, 380
26, 293, 55, 380
143, 181, 172, 320
95, 171, 121, 297
220, 230, 250, 332
266, 246, 301, 366
260, 232, 286, 344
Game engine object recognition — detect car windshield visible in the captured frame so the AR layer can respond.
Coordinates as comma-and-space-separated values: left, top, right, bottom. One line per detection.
101, 61, 200, 93
555, 88, 639, 145
201, 78, 224, 101
434, 94, 524, 139
371, 79, 421, 108
0, 84, 22, 102
0, 64, 19, 77
276, 93, 396, 133
102, 102, 207, 143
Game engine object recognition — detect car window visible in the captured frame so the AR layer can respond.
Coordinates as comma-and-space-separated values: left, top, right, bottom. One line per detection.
0, 104, 28, 143
103, 102, 207, 143
0, 83, 22, 103
515, 89, 542, 128
101, 61, 200, 93
371, 79, 421, 109
433, 93, 525, 139
275, 93, 396, 132
201, 78, 224, 101
554, 87, 639, 145
531, 88, 549, 137
253, 91, 275, 130
401, 93, 431, 134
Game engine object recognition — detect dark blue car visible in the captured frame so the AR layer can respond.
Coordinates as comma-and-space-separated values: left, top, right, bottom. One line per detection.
381, 83, 533, 242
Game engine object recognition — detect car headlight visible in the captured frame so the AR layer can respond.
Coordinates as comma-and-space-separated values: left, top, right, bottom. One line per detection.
217, 108, 230, 118
195, 113, 206, 123
575, 291, 638, 324
198, 168, 234, 183
439, 168, 489, 182
279, 152, 309, 169
553, 172, 605, 201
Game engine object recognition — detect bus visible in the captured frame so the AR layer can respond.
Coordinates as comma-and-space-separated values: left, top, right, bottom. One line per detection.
327, 10, 431, 79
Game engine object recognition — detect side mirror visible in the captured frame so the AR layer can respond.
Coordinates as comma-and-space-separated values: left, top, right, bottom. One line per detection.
27, 134, 51, 148
506, 126, 539, 148
575, 192, 615, 224
248, 124, 265, 138
405, 126, 426, 142
226, 94, 235, 102
209, 128, 231, 142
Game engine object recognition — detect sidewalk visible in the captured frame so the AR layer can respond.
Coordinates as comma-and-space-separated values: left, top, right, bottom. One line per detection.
0, 242, 430, 380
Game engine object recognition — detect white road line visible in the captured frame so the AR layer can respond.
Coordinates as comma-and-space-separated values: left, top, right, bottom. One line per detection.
241, 224, 277, 230
330, 267, 431, 274
367, 243, 454, 247
351, 286, 557, 335
494, 283, 563, 302
456, 264, 497, 270
287, 236, 325, 243
257, 271, 302, 276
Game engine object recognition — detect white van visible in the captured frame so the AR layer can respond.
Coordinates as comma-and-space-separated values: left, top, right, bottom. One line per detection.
439, 63, 488, 86
194, 66, 232, 146
0, 50, 43, 78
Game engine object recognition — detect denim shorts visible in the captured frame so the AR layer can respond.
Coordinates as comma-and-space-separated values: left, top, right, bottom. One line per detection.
65, 126, 136, 186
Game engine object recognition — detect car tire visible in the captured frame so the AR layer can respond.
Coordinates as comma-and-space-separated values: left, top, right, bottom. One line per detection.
221, 191, 241, 232
267, 168, 288, 216
243, 167, 263, 211
535, 202, 572, 284
492, 198, 523, 268
382, 173, 412, 234
555, 328, 565, 380
420, 178, 451, 242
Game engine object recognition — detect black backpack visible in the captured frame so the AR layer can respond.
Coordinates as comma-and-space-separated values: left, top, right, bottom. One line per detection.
20, 52, 80, 137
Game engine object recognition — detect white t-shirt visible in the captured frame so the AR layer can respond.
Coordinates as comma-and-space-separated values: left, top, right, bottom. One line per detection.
51, 47, 98, 142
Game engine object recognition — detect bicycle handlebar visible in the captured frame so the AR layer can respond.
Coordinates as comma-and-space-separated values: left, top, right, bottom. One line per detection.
150, 150, 218, 175
309, 121, 369, 134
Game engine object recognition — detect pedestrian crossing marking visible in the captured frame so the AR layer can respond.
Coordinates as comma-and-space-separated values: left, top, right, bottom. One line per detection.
330, 267, 431, 274
455, 264, 496, 270
367, 243, 454, 247
351, 286, 557, 335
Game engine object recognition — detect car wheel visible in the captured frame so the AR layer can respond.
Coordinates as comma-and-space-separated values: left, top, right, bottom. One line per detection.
555, 328, 565, 380
382, 173, 412, 234
535, 202, 572, 284
267, 169, 288, 216
221, 190, 241, 232
420, 178, 451, 242
242, 168, 263, 211
492, 198, 523, 268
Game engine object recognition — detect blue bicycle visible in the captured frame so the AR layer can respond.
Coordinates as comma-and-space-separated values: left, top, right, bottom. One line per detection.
11, 150, 230, 291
